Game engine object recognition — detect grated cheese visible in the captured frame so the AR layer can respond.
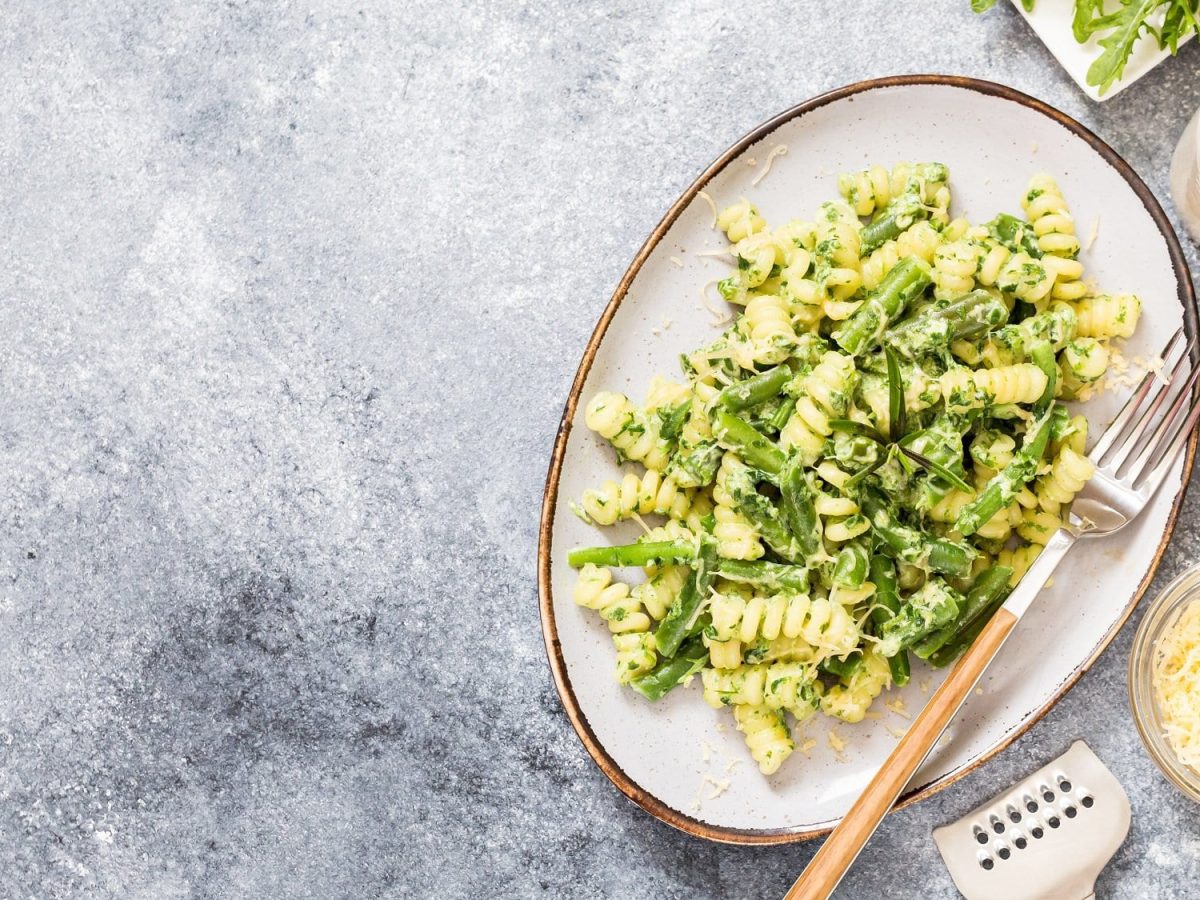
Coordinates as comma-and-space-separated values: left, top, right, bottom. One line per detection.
1086, 216, 1100, 250
704, 774, 731, 799
696, 190, 718, 228
885, 698, 910, 719
920, 677, 931, 694
751, 144, 789, 187
828, 729, 847, 753
1153, 599, 1200, 770
800, 738, 818, 755
669, 255, 684, 268
886, 724, 908, 739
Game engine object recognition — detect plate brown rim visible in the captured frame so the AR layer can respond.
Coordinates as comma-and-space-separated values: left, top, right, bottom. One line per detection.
537, 74, 1198, 845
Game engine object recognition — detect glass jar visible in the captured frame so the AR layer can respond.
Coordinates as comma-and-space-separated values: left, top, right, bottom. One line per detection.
1129, 563, 1200, 802
1170, 106, 1200, 245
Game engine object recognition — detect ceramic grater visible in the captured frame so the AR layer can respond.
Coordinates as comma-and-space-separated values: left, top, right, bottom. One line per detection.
933, 741, 1131, 900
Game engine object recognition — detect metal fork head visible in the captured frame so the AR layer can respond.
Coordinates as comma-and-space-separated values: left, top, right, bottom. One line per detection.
1072, 328, 1200, 536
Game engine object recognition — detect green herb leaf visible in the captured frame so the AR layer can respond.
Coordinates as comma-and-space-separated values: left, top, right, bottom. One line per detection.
827, 419, 886, 443
1072, 0, 1106, 41
900, 447, 974, 494
1087, 0, 1163, 95
972, 0, 998, 10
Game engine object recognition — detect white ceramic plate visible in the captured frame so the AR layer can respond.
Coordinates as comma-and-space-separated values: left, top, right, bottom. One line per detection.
1012, 0, 1194, 101
539, 77, 1197, 843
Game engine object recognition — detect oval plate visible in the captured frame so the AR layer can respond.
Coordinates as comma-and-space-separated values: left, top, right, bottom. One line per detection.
539, 76, 1197, 843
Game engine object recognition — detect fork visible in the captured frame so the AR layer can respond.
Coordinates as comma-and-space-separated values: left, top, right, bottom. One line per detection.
788, 329, 1200, 900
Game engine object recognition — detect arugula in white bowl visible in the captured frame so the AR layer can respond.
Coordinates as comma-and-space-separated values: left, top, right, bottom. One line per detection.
975, 0, 1199, 96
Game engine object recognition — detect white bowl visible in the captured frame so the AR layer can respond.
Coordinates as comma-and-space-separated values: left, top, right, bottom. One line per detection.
539, 76, 1197, 843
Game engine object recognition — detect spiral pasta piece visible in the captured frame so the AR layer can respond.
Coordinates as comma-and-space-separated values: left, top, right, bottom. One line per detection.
780, 350, 855, 464
1023, 174, 1079, 254
932, 239, 980, 301
733, 705, 795, 774
643, 376, 692, 413
1016, 507, 1063, 545
576, 566, 657, 683
712, 452, 764, 560
1074, 294, 1141, 339
928, 489, 1010, 541
743, 292, 795, 364
585, 392, 670, 471
772, 219, 819, 260
580, 470, 693, 525
1060, 338, 1110, 396
939, 364, 1048, 412
574, 565, 649, 633
837, 161, 949, 217
632, 564, 688, 621
1035, 446, 1094, 515
819, 650, 892, 724
995, 251, 1053, 306
999, 543, 1043, 587
860, 220, 942, 291
717, 199, 766, 242
702, 662, 821, 716
709, 591, 860, 658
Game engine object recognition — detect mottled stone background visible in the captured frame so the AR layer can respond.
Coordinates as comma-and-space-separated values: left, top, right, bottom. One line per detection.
0, 1, 1198, 897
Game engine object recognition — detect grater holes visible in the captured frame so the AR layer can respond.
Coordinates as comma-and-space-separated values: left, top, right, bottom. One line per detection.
1031, 825, 1044, 839
1058, 777, 1072, 793
990, 815, 1005, 834
1041, 784, 1055, 803
1065, 805, 1077, 818
1081, 795, 1094, 808
996, 845, 1011, 861
1024, 794, 1038, 813
1014, 835, 1028, 850
1006, 804, 1021, 823
1048, 815, 1061, 829
974, 825, 988, 845
980, 857, 995, 871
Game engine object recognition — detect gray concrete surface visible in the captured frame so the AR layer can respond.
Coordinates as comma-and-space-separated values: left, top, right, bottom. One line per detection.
0, 1, 1198, 897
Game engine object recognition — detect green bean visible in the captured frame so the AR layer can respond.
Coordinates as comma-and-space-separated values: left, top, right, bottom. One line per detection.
780, 456, 822, 558
954, 407, 1055, 536
715, 560, 810, 592
715, 365, 791, 412
833, 256, 933, 356
885, 289, 1010, 358
631, 636, 707, 700
928, 593, 1007, 668
712, 411, 786, 476
869, 556, 910, 686
860, 191, 928, 255
912, 566, 1012, 659
861, 490, 974, 577
819, 652, 864, 684
1030, 340, 1057, 414
568, 541, 696, 568
655, 543, 717, 657
726, 467, 804, 563
877, 578, 964, 657
832, 541, 870, 588
768, 395, 797, 433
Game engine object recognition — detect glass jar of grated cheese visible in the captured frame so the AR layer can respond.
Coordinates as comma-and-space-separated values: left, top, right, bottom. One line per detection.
1129, 563, 1200, 803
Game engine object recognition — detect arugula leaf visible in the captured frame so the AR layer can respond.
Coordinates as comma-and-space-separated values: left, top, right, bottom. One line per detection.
1022, 0, 1036, 9
1087, 0, 1164, 95
1072, 0, 1106, 41
972, 0, 998, 11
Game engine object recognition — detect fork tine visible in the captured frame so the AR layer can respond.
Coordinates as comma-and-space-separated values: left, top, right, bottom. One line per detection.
1106, 337, 1194, 472
1138, 390, 1200, 498
1123, 362, 1200, 484
1090, 329, 1187, 464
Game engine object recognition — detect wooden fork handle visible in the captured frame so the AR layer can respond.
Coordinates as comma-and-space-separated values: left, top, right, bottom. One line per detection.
785, 608, 1019, 900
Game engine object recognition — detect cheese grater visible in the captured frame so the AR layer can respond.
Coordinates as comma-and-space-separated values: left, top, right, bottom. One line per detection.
933, 741, 1131, 900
